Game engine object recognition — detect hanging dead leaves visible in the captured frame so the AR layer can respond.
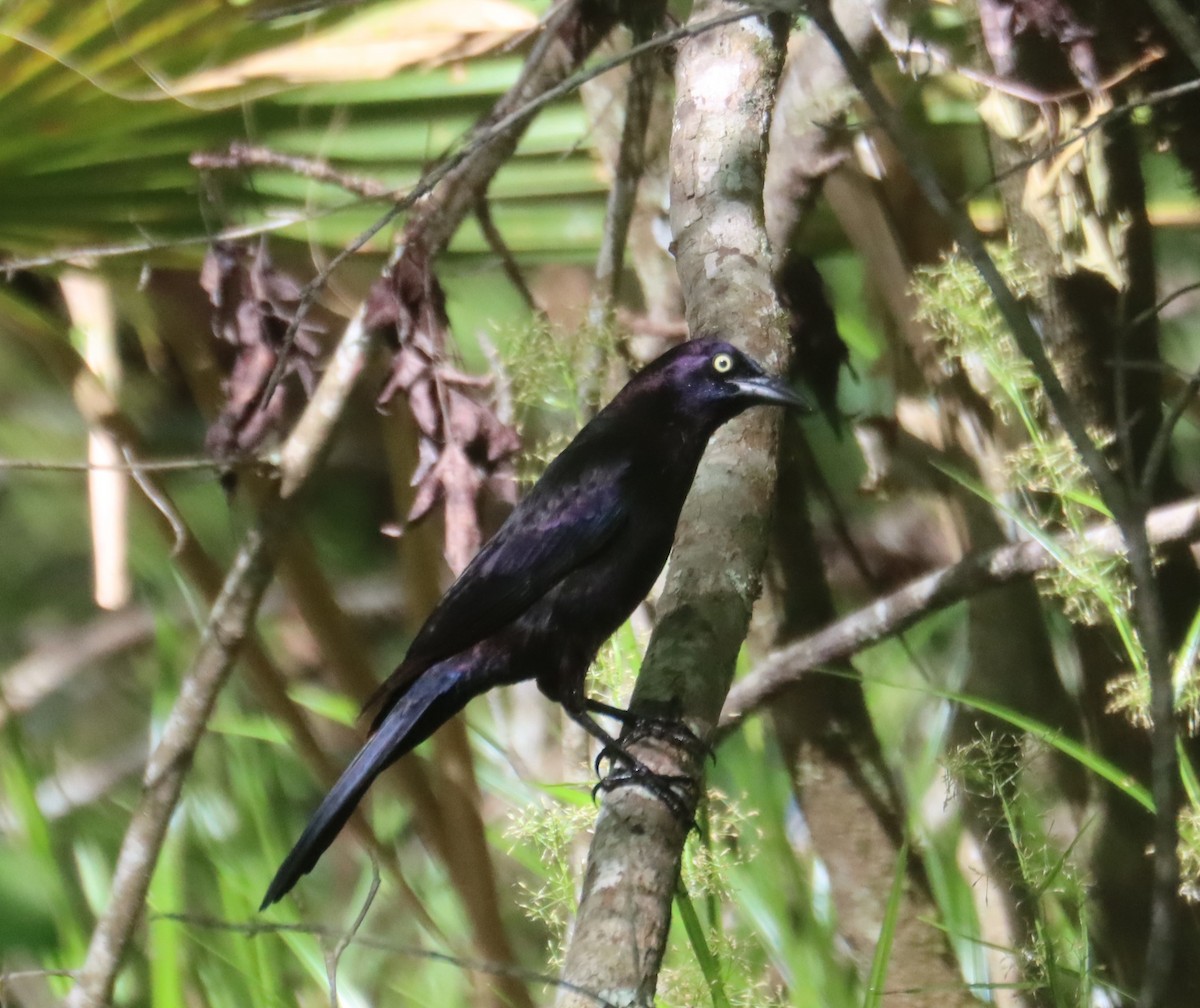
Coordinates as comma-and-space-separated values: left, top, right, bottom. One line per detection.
977, 0, 1100, 86
201, 241, 322, 476
366, 252, 519, 572
201, 240, 518, 566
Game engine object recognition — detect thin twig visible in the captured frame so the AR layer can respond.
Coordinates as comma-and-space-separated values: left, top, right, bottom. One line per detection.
1122, 281, 1200, 498
474, 197, 538, 312
1129, 278, 1200, 331
326, 868, 379, 1008
153, 911, 620, 1007
0, 968, 80, 995
191, 143, 395, 199
587, 24, 657, 324
0, 456, 226, 472
0, 213, 327, 274
875, 12, 1165, 105
122, 447, 189, 557
984, 75, 1200, 196
1141, 363, 1200, 497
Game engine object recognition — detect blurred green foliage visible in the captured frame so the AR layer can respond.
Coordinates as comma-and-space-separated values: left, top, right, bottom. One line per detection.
2, 1, 1200, 1006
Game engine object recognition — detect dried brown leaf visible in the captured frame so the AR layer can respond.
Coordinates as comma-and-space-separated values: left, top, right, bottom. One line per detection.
368, 249, 519, 561
201, 241, 323, 464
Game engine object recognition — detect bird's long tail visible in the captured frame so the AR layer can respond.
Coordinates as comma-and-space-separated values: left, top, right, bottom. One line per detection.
260, 668, 471, 909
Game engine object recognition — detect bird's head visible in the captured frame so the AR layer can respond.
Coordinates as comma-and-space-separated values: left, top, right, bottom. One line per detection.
639, 338, 811, 426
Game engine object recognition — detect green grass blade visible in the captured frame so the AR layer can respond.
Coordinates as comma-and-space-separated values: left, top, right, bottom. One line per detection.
833, 667, 1156, 812
675, 883, 731, 1008
864, 838, 909, 1008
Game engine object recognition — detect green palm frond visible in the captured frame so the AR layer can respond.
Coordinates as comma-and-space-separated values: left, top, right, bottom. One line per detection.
1, 0, 604, 264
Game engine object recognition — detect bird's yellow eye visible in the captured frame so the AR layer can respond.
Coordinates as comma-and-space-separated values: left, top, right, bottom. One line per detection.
712, 352, 734, 374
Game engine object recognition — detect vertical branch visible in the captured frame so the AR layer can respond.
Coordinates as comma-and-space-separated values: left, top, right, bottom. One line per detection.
762, 0, 878, 257
555, 3, 788, 1003
587, 8, 663, 323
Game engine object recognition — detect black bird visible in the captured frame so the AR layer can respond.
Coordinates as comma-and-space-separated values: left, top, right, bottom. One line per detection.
261, 338, 808, 909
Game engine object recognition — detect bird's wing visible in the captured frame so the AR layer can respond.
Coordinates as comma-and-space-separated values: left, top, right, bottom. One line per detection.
365, 458, 630, 717
413, 461, 629, 660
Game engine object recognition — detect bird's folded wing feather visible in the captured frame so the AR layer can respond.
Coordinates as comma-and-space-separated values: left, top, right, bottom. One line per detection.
366, 458, 630, 719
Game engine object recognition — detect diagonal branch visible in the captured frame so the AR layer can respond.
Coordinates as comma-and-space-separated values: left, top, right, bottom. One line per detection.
722, 495, 1200, 732
65, 312, 374, 1008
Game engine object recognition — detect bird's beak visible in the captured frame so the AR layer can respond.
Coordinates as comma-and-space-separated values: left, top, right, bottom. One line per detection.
729, 374, 813, 412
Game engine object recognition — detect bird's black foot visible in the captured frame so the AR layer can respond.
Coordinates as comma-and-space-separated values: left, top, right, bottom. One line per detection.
592, 755, 698, 829
591, 716, 712, 776
623, 715, 714, 764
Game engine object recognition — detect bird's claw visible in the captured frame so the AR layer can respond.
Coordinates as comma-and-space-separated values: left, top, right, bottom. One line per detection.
591, 760, 698, 831
590, 717, 712, 777
622, 716, 714, 764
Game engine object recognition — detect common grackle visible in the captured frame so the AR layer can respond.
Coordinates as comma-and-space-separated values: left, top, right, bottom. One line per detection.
261, 338, 808, 908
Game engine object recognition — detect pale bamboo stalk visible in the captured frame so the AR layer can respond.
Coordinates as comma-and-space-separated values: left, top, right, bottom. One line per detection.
62, 270, 129, 610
